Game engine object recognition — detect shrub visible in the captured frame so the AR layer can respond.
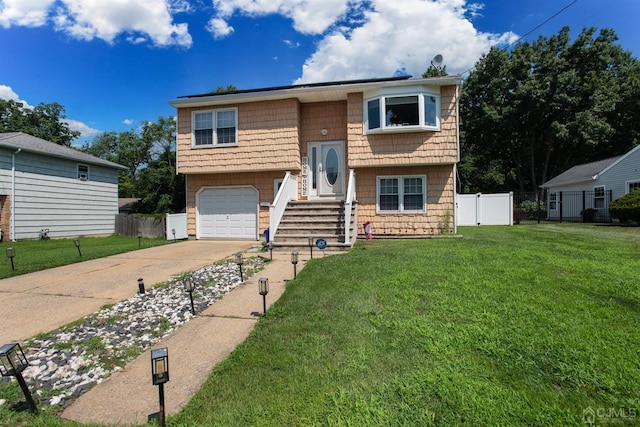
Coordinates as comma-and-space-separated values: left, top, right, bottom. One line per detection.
519, 199, 546, 220
609, 189, 640, 223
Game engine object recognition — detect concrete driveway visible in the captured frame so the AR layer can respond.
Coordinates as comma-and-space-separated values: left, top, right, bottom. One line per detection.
0, 240, 254, 344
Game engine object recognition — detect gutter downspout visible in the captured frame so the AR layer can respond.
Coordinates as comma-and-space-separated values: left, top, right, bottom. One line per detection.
11, 148, 21, 242
454, 82, 461, 234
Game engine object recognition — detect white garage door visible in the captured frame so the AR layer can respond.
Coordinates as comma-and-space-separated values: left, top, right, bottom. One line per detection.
198, 187, 258, 239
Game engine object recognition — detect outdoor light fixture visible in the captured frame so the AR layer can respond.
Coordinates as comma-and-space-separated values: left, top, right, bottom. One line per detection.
137, 231, 142, 248
184, 276, 195, 315
321, 128, 328, 136
74, 239, 82, 257
258, 277, 269, 316
291, 251, 299, 278
150, 347, 169, 427
308, 237, 314, 259
235, 252, 244, 282
138, 278, 145, 294
0, 343, 37, 413
6, 247, 15, 271
172, 228, 176, 242
268, 241, 273, 260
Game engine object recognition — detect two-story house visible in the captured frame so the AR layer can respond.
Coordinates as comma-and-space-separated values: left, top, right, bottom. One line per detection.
169, 75, 462, 249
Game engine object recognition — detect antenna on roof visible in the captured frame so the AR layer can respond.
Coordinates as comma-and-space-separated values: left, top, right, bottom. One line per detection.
431, 54, 443, 69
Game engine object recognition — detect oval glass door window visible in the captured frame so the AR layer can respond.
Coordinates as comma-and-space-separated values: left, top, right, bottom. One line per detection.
325, 148, 339, 185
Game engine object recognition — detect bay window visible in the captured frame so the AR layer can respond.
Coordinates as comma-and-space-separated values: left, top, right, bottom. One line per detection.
365, 92, 440, 133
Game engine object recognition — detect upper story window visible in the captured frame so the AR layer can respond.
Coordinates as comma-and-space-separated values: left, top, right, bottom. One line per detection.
192, 108, 238, 147
77, 164, 89, 180
365, 91, 440, 134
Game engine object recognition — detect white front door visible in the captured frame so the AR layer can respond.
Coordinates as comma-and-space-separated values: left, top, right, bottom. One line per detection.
309, 141, 344, 198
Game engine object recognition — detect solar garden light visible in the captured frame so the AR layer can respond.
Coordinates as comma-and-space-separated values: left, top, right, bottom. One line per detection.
258, 277, 269, 316
74, 239, 82, 257
0, 343, 37, 413
6, 248, 15, 271
150, 347, 169, 427
137, 231, 142, 248
235, 252, 244, 282
291, 251, 299, 278
268, 241, 273, 260
308, 237, 314, 259
184, 276, 195, 315
138, 277, 145, 294
172, 228, 176, 242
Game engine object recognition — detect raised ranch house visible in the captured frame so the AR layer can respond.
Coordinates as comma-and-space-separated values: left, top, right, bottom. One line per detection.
169, 75, 463, 249
0, 132, 127, 241
541, 144, 640, 222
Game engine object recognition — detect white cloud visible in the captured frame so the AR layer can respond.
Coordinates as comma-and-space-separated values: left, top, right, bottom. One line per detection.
1, 0, 192, 47
207, 17, 234, 39
54, 0, 192, 47
211, 0, 348, 35
0, 84, 34, 108
123, 119, 135, 125
295, 0, 518, 83
65, 119, 101, 137
0, 0, 55, 28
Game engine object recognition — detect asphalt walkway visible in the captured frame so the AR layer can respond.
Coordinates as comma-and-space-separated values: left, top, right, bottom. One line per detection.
0, 240, 307, 425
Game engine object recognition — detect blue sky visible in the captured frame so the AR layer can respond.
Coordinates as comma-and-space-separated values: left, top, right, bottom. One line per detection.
1, 0, 639, 147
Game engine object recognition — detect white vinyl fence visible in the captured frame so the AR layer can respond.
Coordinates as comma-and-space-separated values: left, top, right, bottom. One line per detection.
456, 193, 513, 226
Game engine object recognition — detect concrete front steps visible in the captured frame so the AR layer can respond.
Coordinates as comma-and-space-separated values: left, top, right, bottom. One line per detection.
271, 200, 357, 252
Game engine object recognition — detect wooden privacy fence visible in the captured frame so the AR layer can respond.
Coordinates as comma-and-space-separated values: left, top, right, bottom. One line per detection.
115, 214, 165, 238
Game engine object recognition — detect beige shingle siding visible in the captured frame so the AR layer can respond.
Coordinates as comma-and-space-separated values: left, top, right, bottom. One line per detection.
177, 99, 302, 174
346, 86, 458, 167
355, 165, 455, 235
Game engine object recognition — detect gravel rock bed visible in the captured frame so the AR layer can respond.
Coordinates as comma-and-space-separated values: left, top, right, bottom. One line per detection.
2, 257, 266, 409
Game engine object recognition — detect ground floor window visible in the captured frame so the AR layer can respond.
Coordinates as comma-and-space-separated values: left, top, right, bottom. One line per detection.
377, 175, 426, 213
549, 192, 557, 210
628, 181, 640, 193
594, 186, 605, 209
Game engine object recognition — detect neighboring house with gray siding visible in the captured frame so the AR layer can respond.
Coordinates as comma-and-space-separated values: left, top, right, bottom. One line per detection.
0, 132, 127, 241
541, 145, 640, 221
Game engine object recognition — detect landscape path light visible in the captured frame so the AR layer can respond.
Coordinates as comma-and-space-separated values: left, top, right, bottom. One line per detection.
291, 251, 299, 278
138, 277, 145, 294
235, 252, 244, 282
308, 237, 314, 259
0, 343, 37, 413
6, 247, 15, 271
268, 241, 273, 260
74, 239, 82, 257
137, 231, 142, 248
184, 276, 195, 315
258, 277, 269, 316
150, 347, 169, 427
172, 228, 176, 242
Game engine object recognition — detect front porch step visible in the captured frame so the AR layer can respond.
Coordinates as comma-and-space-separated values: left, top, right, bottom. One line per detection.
272, 200, 357, 251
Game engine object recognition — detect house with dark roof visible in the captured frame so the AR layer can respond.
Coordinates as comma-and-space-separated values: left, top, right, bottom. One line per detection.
541, 145, 640, 222
169, 75, 463, 248
0, 132, 127, 241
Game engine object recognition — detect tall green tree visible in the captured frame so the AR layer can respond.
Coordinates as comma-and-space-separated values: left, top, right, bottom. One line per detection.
0, 99, 80, 146
460, 27, 640, 193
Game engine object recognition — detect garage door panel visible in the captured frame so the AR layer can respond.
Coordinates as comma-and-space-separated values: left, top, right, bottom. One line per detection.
198, 187, 257, 239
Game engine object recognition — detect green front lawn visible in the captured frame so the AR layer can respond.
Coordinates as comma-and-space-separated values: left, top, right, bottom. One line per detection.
2, 224, 639, 426
0, 235, 172, 279
173, 224, 640, 426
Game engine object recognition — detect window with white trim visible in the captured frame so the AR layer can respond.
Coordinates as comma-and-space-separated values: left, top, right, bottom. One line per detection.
594, 186, 605, 209
377, 175, 426, 213
192, 108, 238, 146
549, 192, 557, 210
628, 181, 640, 193
77, 164, 89, 180
365, 92, 440, 133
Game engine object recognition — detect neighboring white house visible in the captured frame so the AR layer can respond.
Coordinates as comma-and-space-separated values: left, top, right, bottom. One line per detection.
0, 132, 127, 241
541, 145, 640, 221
